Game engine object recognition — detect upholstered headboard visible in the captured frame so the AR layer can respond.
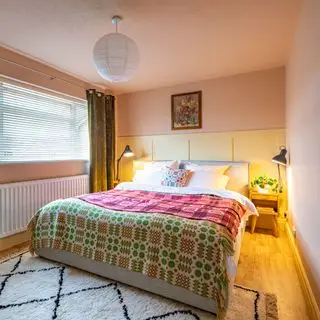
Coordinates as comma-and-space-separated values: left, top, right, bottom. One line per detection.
132, 160, 249, 196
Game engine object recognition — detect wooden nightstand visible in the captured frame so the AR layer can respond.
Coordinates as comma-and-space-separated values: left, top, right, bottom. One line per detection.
249, 191, 281, 237
113, 180, 120, 188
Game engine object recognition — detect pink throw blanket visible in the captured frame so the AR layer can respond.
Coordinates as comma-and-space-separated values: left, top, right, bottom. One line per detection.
78, 189, 247, 239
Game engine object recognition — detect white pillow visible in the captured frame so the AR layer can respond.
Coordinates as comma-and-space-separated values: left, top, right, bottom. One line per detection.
143, 160, 178, 171
183, 162, 230, 175
187, 171, 230, 189
132, 169, 164, 185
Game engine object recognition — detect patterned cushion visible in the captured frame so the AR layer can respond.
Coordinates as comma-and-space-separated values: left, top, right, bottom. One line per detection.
161, 167, 192, 187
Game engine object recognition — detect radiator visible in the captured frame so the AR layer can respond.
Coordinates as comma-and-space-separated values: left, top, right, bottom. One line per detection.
0, 175, 89, 238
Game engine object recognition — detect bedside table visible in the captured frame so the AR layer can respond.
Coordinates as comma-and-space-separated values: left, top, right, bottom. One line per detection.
113, 180, 120, 188
249, 191, 280, 237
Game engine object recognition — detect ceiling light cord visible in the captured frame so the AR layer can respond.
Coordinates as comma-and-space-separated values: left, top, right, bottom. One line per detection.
112, 15, 122, 34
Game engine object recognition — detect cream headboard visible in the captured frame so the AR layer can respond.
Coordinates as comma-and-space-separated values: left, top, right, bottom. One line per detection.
132, 160, 249, 196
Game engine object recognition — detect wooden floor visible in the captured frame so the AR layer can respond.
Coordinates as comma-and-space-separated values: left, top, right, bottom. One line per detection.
236, 228, 310, 320
0, 241, 29, 262
0, 230, 310, 320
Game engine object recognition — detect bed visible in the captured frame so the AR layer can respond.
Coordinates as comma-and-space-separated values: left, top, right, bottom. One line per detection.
28, 160, 257, 317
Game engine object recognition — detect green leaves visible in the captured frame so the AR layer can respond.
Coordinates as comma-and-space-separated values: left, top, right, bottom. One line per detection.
251, 175, 278, 191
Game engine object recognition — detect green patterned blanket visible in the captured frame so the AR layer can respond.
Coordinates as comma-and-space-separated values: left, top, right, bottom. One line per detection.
28, 197, 235, 315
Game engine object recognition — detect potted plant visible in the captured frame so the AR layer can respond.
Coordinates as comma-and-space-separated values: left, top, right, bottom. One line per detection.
251, 176, 278, 194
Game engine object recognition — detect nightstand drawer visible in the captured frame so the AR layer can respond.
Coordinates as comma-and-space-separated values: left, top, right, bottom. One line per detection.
253, 199, 278, 211
250, 193, 278, 201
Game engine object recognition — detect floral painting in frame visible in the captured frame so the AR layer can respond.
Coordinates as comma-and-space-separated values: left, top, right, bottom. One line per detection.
171, 91, 202, 130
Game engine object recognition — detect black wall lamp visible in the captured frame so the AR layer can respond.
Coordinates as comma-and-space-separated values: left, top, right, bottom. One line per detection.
272, 146, 287, 193
116, 145, 134, 181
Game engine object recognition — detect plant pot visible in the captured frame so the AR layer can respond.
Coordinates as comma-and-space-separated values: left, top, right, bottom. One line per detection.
256, 185, 270, 194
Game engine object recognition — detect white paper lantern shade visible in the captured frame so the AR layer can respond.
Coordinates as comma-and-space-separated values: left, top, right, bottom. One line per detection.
93, 18, 140, 83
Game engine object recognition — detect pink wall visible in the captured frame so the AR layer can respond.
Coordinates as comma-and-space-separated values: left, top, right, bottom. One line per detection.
286, 0, 320, 306
0, 47, 95, 182
0, 46, 98, 99
117, 67, 285, 137
0, 161, 88, 184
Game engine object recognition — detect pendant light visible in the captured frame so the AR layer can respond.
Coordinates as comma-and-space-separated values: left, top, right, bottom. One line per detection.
93, 16, 140, 82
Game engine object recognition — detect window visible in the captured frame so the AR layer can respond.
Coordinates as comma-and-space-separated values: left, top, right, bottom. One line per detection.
0, 82, 89, 162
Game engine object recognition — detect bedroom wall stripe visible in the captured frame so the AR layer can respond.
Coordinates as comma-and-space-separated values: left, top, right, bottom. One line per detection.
0, 174, 89, 238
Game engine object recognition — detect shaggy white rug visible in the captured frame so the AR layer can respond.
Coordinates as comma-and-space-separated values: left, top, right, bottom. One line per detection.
0, 252, 278, 320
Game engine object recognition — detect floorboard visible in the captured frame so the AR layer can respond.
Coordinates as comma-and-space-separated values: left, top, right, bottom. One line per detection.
236, 229, 310, 320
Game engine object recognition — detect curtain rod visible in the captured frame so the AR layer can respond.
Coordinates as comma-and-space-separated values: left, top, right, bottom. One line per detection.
0, 56, 107, 91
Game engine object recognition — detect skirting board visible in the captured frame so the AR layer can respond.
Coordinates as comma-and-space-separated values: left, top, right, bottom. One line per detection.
0, 231, 29, 251
285, 223, 320, 320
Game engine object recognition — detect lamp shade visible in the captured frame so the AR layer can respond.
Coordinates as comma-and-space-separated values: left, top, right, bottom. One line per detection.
272, 147, 287, 166
93, 33, 140, 83
123, 145, 134, 158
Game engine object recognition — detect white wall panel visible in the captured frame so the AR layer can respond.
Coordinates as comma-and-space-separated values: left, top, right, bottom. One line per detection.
233, 129, 286, 180
117, 129, 286, 182
188, 133, 233, 161
152, 135, 189, 161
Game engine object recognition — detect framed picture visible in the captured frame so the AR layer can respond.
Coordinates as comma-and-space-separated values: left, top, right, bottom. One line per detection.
171, 91, 202, 130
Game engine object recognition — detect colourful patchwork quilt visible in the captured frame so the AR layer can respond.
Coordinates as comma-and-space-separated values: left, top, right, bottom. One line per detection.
28, 190, 245, 315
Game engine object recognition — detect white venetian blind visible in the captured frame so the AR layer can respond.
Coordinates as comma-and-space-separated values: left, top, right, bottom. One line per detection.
0, 81, 89, 162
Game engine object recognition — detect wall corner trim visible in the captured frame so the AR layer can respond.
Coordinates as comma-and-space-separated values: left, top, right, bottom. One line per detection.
285, 223, 320, 320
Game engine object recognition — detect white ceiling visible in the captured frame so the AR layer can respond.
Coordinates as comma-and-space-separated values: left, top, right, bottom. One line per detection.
0, 0, 302, 94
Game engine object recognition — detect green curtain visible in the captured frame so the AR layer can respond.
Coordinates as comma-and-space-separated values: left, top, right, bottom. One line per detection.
86, 89, 115, 192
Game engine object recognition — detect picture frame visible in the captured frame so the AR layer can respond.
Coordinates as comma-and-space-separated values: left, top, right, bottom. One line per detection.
171, 91, 202, 130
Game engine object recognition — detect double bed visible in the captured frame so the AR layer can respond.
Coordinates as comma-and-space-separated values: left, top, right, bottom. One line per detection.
28, 161, 257, 317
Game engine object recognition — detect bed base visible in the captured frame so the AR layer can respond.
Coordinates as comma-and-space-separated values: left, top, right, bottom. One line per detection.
36, 221, 246, 314
37, 247, 221, 313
